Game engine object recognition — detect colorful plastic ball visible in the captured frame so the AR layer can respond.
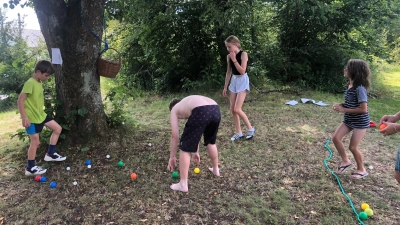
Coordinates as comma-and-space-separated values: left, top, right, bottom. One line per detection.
49, 181, 57, 188
40, 177, 47, 182
359, 211, 368, 220
85, 160, 91, 165
35, 176, 41, 182
364, 208, 374, 216
194, 168, 200, 174
172, 171, 179, 179
361, 203, 370, 210
379, 123, 387, 131
117, 161, 124, 167
130, 173, 137, 180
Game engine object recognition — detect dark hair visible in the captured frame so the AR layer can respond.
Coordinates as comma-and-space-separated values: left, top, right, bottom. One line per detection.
34, 60, 55, 75
345, 59, 371, 90
169, 98, 181, 111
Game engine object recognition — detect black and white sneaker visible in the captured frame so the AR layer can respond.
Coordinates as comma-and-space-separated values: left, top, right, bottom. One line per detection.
230, 133, 244, 141
246, 128, 255, 140
25, 166, 47, 176
44, 152, 66, 162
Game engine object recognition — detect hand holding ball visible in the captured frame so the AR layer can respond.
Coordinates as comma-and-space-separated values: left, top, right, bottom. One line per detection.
379, 123, 387, 131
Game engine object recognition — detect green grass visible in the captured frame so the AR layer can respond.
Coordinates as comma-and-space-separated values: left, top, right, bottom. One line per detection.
1, 70, 400, 224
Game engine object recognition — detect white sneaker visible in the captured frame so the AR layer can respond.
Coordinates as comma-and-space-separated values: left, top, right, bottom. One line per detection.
230, 133, 244, 141
44, 152, 66, 162
25, 166, 47, 176
246, 128, 255, 140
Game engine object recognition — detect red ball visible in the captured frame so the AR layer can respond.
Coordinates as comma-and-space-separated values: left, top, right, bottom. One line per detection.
379, 123, 387, 131
35, 176, 41, 182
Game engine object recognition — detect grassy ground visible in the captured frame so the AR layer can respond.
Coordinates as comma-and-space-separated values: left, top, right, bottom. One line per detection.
1, 73, 400, 224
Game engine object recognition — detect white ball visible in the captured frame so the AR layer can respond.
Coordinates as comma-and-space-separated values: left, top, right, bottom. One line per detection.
148, 143, 152, 146
368, 165, 374, 170
122, 122, 125, 125
87, 165, 91, 168
106, 155, 110, 158
66, 167, 70, 171
73, 181, 77, 185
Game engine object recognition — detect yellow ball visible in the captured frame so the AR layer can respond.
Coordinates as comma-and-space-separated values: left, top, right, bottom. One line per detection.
361, 203, 370, 210
194, 168, 200, 174
364, 208, 373, 216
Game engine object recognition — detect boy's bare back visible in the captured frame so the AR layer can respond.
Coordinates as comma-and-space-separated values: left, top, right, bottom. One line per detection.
172, 95, 217, 119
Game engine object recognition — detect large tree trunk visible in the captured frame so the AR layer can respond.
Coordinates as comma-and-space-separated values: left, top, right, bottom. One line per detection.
32, 0, 107, 145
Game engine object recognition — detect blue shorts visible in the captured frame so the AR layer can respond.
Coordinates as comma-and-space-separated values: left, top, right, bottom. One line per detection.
25, 115, 53, 135
395, 146, 400, 173
228, 73, 250, 93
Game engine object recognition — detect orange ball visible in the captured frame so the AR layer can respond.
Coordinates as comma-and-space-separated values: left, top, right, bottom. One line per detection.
379, 123, 387, 131
130, 173, 137, 180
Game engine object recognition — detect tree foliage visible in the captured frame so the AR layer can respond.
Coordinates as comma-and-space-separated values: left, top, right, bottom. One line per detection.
105, 0, 400, 93
272, 0, 400, 92
106, 0, 274, 92
0, 7, 48, 110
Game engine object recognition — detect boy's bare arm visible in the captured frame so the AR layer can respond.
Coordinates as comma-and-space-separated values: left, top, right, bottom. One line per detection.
169, 113, 180, 158
17, 93, 30, 127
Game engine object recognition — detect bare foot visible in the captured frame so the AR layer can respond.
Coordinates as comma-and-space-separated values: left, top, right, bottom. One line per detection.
208, 167, 220, 176
170, 183, 188, 192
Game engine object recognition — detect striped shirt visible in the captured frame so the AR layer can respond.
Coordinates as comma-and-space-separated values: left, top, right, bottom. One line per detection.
343, 85, 370, 129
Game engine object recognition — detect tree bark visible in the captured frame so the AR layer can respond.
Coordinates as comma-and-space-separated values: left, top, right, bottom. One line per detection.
32, 0, 107, 145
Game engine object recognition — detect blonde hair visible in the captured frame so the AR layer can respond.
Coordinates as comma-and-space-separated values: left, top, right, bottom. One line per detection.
225, 35, 241, 49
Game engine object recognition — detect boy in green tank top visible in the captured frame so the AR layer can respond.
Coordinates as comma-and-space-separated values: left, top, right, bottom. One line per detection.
17, 60, 66, 176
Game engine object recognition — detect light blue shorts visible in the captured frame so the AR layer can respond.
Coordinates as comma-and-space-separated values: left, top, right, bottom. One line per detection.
395, 146, 400, 173
228, 73, 250, 94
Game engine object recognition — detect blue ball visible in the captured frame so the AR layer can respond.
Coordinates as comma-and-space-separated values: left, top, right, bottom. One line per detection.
49, 181, 57, 188
40, 177, 47, 182
85, 160, 91, 165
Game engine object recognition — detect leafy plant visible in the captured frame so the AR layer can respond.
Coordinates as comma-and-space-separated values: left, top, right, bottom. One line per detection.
104, 85, 128, 128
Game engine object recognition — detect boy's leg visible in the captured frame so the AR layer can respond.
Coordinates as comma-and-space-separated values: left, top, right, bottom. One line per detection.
207, 144, 220, 176
332, 123, 352, 174
349, 128, 368, 178
44, 120, 62, 145
27, 134, 40, 161
43, 120, 66, 161
25, 134, 47, 175
170, 150, 190, 192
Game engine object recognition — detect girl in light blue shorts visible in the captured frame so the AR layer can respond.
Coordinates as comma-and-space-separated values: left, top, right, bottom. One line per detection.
222, 35, 255, 141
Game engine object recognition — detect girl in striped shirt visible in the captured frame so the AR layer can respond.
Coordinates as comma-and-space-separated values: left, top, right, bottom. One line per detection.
332, 59, 371, 179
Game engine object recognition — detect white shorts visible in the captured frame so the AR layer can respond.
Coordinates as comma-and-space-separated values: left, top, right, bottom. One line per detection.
229, 73, 250, 93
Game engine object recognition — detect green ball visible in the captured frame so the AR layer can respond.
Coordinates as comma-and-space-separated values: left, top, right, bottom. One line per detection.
117, 161, 124, 167
172, 171, 179, 178
359, 211, 368, 220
